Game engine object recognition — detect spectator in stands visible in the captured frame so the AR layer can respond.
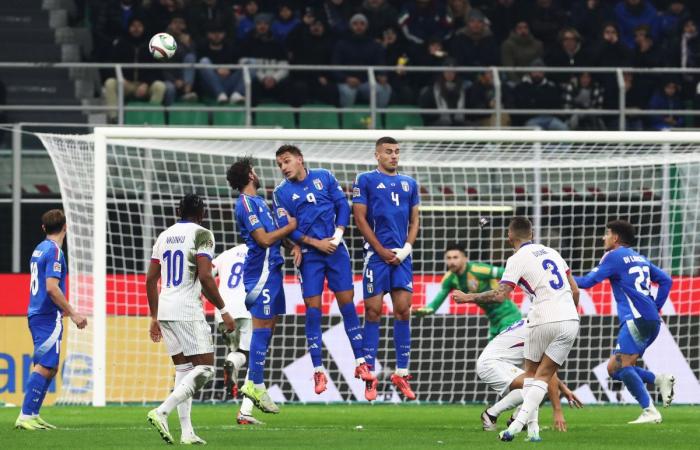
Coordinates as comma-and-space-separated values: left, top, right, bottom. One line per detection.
319, 0, 355, 37
104, 16, 166, 122
381, 26, 415, 104
571, 0, 614, 43
287, 17, 339, 106
648, 78, 684, 130
613, 0, 659, 49
163, 13, 198, 105
272, 2, 301, 44
545, 27, 590, 87
186, 0, 233, 38
526, 0, 569, 52
563, 72, 605, 130
514, 59, 568, 130
197, 21, 243, 103
398, 0, 451, 45
361, 0, 400, 40
465, 70, 512, 127
407, 35, 450, 95
238, 13, 291, 105
590, 22, 632, 112
417, 58, 468, 127
501, 20, 544, 83
92, 0, 146, 62
448, 9, 499, 68
485, 0, 522, 43
671, 18, 700, 100
235, 0, 258, 40
633, 25, 662, 99
148, 0, 185, 34
619, 72, 648, 130
332, 14, 391, 108
446, 0, 473, 32
659, 1, 691, 43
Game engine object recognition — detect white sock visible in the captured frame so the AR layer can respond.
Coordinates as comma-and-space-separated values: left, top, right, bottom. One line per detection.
314, 366, 324, 373
174, 363, 194, 437
254, 383, 265, 390
226, 352, 247, 370
240, 397, 255, 416
157, 365, 214, 416
508, 379, 547, 435
395, 368, 409, 377
18, 413, 33, 421
355, 357, 366, 365
487, 389, 524, 417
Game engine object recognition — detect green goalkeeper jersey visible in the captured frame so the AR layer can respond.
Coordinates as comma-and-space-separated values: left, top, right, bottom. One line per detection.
426, 262, 522, 339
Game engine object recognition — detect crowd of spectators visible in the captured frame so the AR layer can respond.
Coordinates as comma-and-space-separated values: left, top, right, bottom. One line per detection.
90, 0, 700, 129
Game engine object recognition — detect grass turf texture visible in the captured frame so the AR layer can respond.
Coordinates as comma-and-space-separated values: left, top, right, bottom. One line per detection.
1, 404, 698, 449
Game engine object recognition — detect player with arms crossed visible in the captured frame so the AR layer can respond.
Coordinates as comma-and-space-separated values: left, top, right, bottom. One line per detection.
273, 145, 375, 394
415, 243, 522, 340
146, 194, 236, 445
574, 220, 674, 424
212, 243, 263, 425
473, 319, 583, 432
16, 209, 87, 431
227, 157, 297, 413
353, 136, 420, 400
454, 217, 580, 442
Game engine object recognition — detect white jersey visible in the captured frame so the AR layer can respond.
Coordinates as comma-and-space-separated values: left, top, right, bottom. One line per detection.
212, 244, 251, 321
151, 221, 215, 321
479, 319, 528, 367
500, 242, 579, 327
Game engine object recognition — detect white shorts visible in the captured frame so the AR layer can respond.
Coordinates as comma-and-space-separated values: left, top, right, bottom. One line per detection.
476, 358, 525, 396
217, 318, 252, 352
160, 320, 214, 357
525, 320, 579, 366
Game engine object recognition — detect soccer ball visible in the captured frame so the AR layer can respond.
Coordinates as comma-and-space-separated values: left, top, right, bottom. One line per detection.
149, 33, 177, 60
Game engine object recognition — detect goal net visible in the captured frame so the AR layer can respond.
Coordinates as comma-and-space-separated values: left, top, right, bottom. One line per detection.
38, 129, 700, 406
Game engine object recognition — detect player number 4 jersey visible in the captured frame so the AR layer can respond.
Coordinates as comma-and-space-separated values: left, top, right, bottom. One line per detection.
151, 221, 215, 321
500, 242, 579, 326
212, 243, 251, 322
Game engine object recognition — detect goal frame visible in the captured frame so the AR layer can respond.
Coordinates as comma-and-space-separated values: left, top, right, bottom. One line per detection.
89, 127, 700, 406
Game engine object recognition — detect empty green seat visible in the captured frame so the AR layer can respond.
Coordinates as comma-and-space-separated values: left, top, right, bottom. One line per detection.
168, 102, 208, 125
213, 105, 246, 126
254, 103, 295, 128
341, 106, 373, 129
299, 104, 339, 129
384, 105, 423, 129
124, 101, 165, 125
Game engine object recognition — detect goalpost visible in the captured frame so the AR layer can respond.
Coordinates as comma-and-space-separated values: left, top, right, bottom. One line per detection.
38, 128, 700, 406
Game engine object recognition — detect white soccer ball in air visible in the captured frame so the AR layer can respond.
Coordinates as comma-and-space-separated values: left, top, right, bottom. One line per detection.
149, 33, 177, 60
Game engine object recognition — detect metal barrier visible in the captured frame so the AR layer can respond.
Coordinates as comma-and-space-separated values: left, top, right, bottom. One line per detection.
2, 62, 700, 129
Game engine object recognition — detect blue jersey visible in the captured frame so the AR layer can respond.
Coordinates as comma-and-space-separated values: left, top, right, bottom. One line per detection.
28, 239, 67, 318
235, 193, 284, 283
574, 247, 673, 322
272, 168, 350, 251
352, 169, 420, 251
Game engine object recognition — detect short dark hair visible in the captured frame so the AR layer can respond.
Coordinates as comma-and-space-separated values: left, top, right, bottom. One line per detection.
445, 243, 467, 256
275, 144, 303, 158
42, 209, 66, 234
606, 219, 636, 246
178, 193, 205, 219
226, 157, 254, 192
509, 216, 533, 239
375, 136, 398, 147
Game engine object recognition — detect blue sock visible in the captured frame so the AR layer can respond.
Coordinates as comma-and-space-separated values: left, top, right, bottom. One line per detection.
305, 307, 323, 368
339, 303, 364, 360
22, 371, 48, 416
363, 320, 380, 370
33, 376, 54, 415
634, 366, 656, 385
615, 367, 651, 408
393, 320, 411, 370
249, 328, 272, 385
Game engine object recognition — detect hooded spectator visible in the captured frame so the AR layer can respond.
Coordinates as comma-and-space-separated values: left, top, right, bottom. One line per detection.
501, 21, 544, 82
272, 2, 301, 44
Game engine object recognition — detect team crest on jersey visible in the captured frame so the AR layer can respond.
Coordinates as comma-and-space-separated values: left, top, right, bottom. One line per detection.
249, 215, 259, 226
353, 187, 360, 198
313, 179, 323, 190
401, 181, 409, 192
53, 262, 61, 272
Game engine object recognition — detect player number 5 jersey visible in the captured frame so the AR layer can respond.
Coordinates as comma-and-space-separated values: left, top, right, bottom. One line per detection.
500, 242, 579, 326
151, 220, 215, 321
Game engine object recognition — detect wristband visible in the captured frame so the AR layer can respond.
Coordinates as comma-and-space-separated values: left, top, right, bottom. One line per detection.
218, 306, 229, 315
330, 227, 344, 245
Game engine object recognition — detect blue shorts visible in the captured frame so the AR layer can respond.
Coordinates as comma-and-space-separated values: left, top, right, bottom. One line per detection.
614, 318, 660, 356
28, 313, 63, 369
298, 244, 354, 298
363, 254, 413, 299
244, 265, 286, 320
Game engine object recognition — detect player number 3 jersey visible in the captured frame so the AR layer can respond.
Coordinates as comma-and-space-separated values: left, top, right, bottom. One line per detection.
500, 242, 579, 326
151, 220, 215, 321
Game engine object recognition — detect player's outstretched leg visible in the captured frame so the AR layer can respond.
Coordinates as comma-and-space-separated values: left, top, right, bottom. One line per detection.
482, 390, 524, 431
241, 327, 279, 413
613, 366, 662, 424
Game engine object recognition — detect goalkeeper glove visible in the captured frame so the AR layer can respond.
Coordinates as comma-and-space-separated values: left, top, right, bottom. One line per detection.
414, 306, 435, 317
391, 243, 412, 263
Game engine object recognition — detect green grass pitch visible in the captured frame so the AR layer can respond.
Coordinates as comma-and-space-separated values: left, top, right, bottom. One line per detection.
1, 404, 698, 449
